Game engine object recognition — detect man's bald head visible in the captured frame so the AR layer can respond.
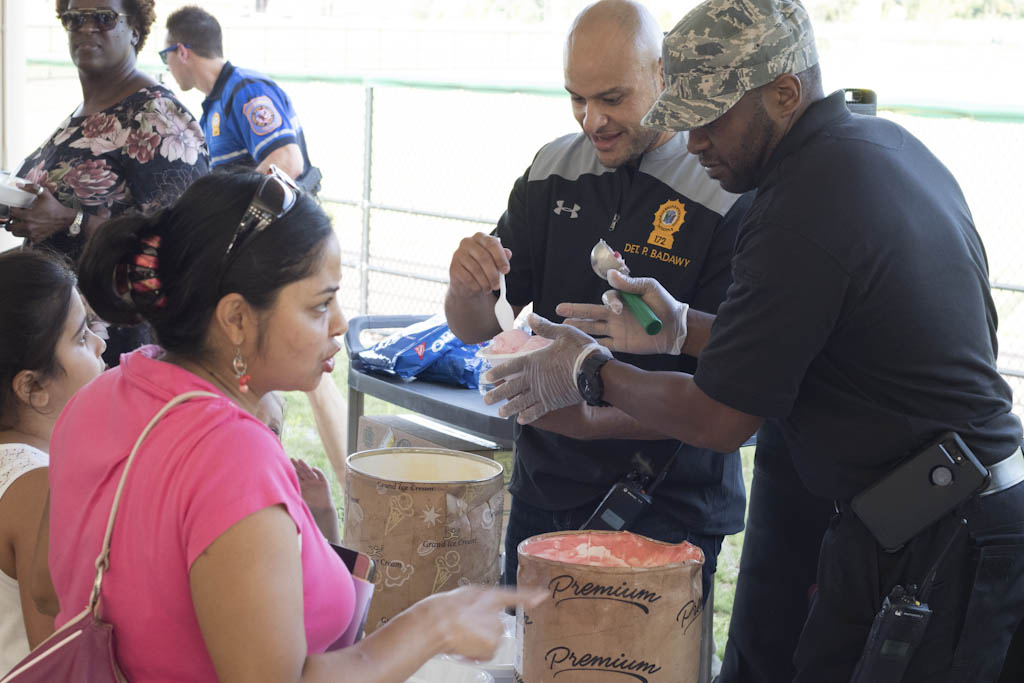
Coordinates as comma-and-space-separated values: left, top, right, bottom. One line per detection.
565, 0, 663, 75
563, 0, 670, 168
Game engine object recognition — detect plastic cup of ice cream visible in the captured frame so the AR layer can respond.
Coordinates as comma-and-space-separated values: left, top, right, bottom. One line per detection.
476, 330, 552, 396
445, 610, 515, 682
407, 656, 494, 683
0, 172, 38, 209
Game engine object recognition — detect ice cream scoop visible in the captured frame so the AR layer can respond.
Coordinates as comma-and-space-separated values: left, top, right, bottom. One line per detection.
589, 239, 662, 335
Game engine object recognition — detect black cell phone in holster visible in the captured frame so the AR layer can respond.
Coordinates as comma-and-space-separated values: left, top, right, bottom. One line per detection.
851, 432, 988, 550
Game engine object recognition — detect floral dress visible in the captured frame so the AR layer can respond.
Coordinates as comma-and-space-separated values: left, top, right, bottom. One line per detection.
17, 85, 209, 362
17, 84, 209, 262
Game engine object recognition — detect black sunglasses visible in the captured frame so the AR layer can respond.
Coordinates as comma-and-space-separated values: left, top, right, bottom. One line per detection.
59, 8, 129, 32
158, 43, 191, 65
223, 166, 301, 262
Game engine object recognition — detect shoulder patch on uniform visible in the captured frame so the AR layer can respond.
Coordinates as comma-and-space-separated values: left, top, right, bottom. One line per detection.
242, 95, 282, 136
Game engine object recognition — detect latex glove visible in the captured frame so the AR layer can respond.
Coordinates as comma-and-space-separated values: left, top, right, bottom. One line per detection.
555, 269, 688, 355
482, 313, 611, 424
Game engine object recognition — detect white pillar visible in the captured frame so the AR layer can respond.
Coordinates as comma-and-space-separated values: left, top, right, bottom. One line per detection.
0, 0, 28, 251
1, 0, 28, 172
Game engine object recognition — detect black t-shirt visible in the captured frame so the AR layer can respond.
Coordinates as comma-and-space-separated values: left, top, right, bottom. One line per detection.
495, 132, 751, 535
696, 91, 1022, 501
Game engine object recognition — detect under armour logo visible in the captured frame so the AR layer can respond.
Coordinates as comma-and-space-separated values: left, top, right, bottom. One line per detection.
553, 200, 581, 218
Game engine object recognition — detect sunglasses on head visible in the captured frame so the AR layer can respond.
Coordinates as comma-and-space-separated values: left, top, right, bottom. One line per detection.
158, 43, 191, 65
223, 166, 302, 262
59, 8, 129, 32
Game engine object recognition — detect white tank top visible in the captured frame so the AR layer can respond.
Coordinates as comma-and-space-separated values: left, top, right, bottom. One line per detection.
0, 443, 48, 674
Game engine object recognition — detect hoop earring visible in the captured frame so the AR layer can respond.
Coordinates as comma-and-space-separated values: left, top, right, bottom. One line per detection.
232, 347, 251, 393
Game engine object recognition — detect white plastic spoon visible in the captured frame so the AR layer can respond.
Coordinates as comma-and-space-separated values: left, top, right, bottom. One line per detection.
494, 272, 515, 331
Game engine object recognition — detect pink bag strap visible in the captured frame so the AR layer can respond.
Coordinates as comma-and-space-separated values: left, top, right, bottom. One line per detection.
88, 391, 220, 616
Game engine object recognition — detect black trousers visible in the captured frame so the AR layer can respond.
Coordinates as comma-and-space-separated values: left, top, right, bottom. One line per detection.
795, 480, 1024, 682
999, 620, 1024, 681
718, 421, 834, 683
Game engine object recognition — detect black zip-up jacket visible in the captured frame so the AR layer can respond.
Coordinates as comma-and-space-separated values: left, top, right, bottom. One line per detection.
496, 131, 751, 535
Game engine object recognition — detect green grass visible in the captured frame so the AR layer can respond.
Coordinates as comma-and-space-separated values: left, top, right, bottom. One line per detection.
279, 356, 405, 511
280, 354, 756, 654
715, 445, 755, 650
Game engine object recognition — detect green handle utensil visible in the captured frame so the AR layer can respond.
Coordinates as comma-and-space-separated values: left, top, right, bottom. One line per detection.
589, 239, 663, 336
621, 291, 662, 335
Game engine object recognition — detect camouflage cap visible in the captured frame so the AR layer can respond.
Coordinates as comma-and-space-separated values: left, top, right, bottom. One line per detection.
643, 0, 818, 131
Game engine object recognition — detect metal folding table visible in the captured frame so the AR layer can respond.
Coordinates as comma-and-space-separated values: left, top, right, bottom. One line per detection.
345, 314, 718, 683
344, 315, 514, 456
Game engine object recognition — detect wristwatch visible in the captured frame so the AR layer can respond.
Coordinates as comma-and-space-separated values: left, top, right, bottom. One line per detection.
68, 209, 85, 237
576, 352, 611, 407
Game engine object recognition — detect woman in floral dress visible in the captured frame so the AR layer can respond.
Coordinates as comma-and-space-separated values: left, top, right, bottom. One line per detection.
5, 0, 208, 364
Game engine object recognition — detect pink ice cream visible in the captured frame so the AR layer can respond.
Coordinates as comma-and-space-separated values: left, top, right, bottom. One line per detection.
521, 335, 552, 352
488, 329, 530, 354
521, 532, 704, 569
484, 329, 552, 356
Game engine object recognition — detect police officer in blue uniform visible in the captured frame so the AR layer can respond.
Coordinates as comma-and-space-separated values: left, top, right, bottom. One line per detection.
162, 6, 320, 192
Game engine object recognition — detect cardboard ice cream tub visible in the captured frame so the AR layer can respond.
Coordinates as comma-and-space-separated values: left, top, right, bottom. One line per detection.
343, 447, 505, 633
516, 530, 705, 683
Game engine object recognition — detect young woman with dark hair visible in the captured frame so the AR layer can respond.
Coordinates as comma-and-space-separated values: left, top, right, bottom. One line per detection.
0, 249, 106, 672
49, 171, 536, 682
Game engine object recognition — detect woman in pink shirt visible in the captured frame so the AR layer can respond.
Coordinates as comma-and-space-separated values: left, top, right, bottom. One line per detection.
49, 170, 533, 682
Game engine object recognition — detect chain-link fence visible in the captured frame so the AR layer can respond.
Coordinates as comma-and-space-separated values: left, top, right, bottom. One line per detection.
16, 62, 1024, 416
303, 77, 1024, 419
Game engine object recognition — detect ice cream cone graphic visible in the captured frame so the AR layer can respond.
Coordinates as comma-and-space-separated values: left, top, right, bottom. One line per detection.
432, 550, 462, 593
346, 500, 364, 525
384, 493, 414, 536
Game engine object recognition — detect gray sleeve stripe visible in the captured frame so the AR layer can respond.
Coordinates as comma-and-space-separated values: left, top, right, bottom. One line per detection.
253, 128, 298, 155
527, 133, 612, 183
643, 134, 742, 216
527, 132, 741, 217
212, 148, 250, 164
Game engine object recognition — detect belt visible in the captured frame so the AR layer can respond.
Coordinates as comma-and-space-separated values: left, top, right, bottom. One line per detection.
980, 446, 1024, 497
834, 446, 1024, 514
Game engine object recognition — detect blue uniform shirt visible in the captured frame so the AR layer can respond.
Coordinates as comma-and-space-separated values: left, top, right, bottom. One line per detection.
200, 62, 311, 171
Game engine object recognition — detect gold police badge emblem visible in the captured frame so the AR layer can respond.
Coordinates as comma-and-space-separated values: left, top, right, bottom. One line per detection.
648, 199, 686, 249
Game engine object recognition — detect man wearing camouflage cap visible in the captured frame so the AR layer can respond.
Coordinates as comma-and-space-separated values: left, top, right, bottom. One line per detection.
483, 0, 1024, 680
649, 3, 835, 681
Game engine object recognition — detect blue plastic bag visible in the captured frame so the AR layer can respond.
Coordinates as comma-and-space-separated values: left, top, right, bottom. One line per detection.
419, 341, 485, 389
357, 314, 484, 388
